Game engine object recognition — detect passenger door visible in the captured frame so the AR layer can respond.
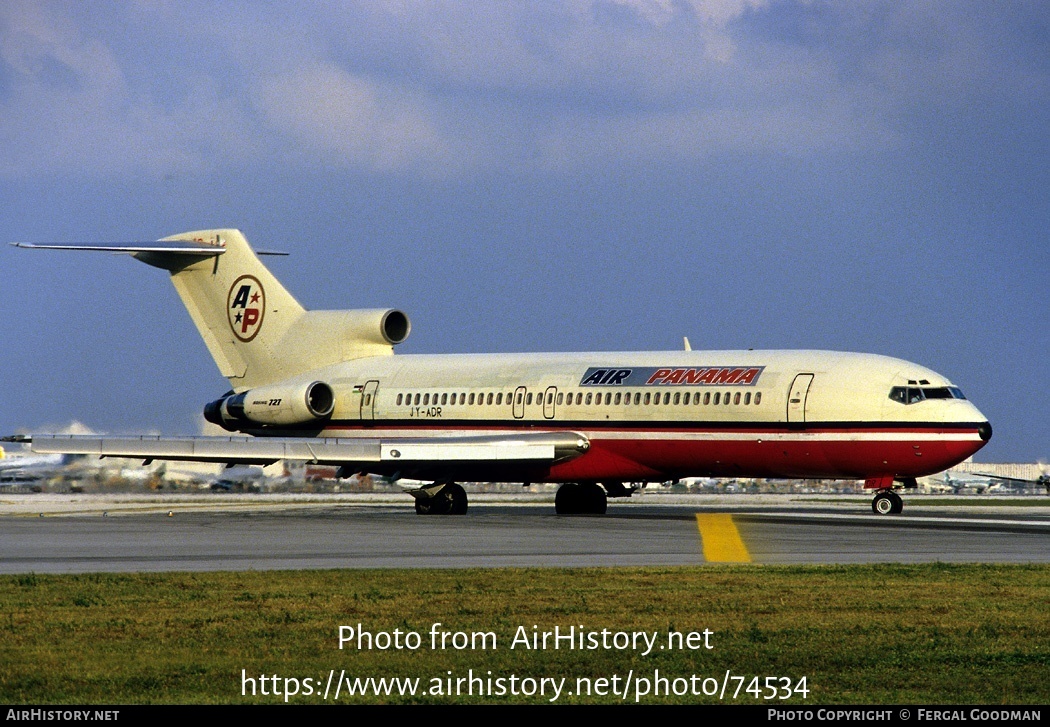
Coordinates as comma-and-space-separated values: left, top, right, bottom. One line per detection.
786, 374, 813, 425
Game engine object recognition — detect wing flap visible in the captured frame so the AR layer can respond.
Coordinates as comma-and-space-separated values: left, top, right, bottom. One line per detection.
13, 432, 589, 468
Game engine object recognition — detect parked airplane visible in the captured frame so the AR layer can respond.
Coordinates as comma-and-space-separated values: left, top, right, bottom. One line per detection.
921, 470, 994, 494
973, 470, 1050, 494
0, 446, 80, 488
7, 229, 992, 515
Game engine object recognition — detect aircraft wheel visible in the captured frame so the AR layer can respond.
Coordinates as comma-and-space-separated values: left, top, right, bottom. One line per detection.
445, 483, 468, 515
872, 491, 896, 515
414, 484, 461, 515
555, 483, 581, 514
556, 483, 607, 515
889, 491, 904, 514
581, 483, 607, 515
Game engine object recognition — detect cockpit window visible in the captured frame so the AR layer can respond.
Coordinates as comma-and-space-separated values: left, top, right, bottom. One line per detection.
889, 386, 967, 404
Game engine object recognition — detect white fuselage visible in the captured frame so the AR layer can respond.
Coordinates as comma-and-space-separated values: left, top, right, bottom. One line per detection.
247, 349, 990, 484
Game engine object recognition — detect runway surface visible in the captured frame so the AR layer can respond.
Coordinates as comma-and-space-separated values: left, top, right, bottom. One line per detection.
1, 493, 1048, 573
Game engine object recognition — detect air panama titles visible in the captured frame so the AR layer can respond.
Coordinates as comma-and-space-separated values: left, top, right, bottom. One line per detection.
580, 366, 765, 387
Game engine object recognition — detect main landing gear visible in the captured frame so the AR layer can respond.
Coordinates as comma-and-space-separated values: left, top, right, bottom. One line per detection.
871, 489, 903, 515
414, 482, 468, 515
555, 483, 608, 515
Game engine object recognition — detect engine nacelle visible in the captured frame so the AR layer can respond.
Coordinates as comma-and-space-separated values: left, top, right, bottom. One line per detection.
204, 380, 335, 431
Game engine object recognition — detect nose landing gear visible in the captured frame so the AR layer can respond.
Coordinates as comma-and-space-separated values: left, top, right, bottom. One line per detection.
871, 489, 903, 515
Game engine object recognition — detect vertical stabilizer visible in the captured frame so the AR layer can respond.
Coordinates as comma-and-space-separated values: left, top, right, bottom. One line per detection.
152, 230, 306, 389
142, 229, 407, 391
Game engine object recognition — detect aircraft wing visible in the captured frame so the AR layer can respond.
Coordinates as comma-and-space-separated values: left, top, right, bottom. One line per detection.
4, 432, 590, 472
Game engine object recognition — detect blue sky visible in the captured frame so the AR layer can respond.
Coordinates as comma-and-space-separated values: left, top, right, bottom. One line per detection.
1, 1, 1046, 464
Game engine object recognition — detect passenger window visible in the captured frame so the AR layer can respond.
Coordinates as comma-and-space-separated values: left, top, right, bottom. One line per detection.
663, 392, 671, 405
441, 393, 447, 405
644, 392, 651, 405
557, 393, 563, 405
634, 392, 641, 405
525, 393, 532, 405
744, 392, 751, 405
423, 394, 429, 405
673, 392, 681, 405
585, 393, 592, 405
614, 392, 621, 405
755, 392, 762, 405
486, 393, 493, 405
396, 393, 403, 405
734, 392, 740, 405
714, 392, 720, 405
724, 392, 730, 405
604, 392, 611, 405
704, 392, 711, 405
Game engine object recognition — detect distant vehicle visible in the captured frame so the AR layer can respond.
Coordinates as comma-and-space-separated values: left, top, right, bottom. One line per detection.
9, 228, 991, 516
209, 465, 265, 492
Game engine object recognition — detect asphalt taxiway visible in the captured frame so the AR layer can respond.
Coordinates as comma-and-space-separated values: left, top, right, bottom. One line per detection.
1, 493, 1047, 573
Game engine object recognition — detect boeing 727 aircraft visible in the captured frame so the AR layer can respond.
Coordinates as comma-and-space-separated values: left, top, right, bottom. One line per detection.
8, 229, 992, 515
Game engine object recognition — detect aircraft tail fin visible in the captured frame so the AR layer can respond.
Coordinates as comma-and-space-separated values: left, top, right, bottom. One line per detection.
16, 229, 410, 390
157, 230, 410, 390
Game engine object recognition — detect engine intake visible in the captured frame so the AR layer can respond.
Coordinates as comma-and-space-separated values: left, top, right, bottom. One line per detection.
204, 380, 334, 431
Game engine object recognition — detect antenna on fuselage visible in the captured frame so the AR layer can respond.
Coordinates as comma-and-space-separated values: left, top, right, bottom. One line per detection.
683, 337, 692, 351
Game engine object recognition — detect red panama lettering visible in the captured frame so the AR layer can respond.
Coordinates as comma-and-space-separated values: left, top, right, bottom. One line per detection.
646, 369, 672, 385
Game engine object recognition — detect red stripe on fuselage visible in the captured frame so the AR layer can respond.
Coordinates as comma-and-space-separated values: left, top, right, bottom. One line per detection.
311, 421, 986, 482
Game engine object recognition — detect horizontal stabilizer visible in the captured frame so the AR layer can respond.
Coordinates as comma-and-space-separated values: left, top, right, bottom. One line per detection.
11, 241, 228, 255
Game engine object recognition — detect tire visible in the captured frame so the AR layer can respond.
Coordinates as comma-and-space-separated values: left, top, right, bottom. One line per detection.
872, 491, 895, 515
446, 483, 468, 515
415, 486, 458, 515
555, 483, 580, 514
581, 483, 607, 515
889, 491, 903, 514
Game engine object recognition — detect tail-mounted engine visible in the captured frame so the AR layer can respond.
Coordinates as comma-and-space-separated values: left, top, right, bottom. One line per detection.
204, 380, 335, 431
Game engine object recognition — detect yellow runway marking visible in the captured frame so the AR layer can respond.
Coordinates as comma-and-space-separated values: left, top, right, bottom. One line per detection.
695, 514, 752, 563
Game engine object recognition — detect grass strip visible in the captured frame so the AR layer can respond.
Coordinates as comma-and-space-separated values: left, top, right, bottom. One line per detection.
1, 564, 1047, 704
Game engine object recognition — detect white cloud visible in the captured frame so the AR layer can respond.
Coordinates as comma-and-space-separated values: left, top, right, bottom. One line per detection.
0, 1, 1045, 178
252, 64, 457, 173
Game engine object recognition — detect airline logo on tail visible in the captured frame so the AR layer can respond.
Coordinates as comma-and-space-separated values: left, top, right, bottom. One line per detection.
227, 275, 266, 342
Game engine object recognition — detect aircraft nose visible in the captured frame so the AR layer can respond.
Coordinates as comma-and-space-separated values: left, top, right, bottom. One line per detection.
978, 421, 992, 442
